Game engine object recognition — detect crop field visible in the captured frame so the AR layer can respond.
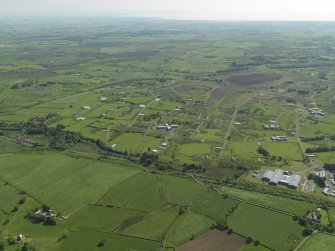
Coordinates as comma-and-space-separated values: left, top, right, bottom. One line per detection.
1, 19, 335, 250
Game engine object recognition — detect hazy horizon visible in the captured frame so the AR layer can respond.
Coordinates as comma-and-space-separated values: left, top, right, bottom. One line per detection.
1, 0, 335, 21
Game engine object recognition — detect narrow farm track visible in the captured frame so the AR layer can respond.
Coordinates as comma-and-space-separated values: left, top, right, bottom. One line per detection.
295, 104, 306, 159
222, 93, 259, 152
293, 230, 318, 251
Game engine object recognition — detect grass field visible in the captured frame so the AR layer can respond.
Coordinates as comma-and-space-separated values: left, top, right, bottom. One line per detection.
220, 187, 314, 216
67, 205, 144, 232
0, 181, 23, 213
166, 211, 215, 245
192, 191, 239, 220
122, 208, 178, 240
57, 229, 161, 251
162, 175, 208, 206
228, 204, 304, 251
299, 233, 335, 251
0, 153, 141, 214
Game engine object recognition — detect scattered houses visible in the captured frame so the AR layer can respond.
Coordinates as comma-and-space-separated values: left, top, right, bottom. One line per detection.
308, 107, 325, 116
263, 123, 280, 130
31, 116, 48, 122
156, 123, 179, 131
139, 104, 146, 108
83, 106, 91, 110
16, 233, 25, 242
100, 97, 107, 101
18, 138, 38, 146
76, 117, 86, 121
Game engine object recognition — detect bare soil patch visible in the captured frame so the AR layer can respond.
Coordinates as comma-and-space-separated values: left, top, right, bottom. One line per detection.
209, 87, 225, 105
226, 73, 282, 86
177, 229, 247, 251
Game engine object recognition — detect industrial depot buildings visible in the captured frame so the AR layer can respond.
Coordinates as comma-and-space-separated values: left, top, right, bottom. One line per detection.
262, 169, 301, 189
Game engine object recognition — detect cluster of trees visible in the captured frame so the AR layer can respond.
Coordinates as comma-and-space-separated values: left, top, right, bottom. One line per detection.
307, 173, 326, 188
25, 205, 57, 226
139, 152, 158, 166
305, 146, 335, 153
182, 163, 205, 173
324, 163, 335, 173
257, 147, 270, 157
0, 239, 36, 251
294, 208, 334, 236
11, 79, 35, 89
301, 136, 325, 142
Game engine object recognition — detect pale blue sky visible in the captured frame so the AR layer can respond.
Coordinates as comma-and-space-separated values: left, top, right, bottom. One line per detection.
1, 0, 335, 20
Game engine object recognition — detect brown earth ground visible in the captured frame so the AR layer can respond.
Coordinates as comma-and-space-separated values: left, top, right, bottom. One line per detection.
177, 229, 247, 251
226, 73, 282, 86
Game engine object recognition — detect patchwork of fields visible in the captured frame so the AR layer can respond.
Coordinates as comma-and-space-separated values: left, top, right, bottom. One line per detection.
1, 19, 335, 250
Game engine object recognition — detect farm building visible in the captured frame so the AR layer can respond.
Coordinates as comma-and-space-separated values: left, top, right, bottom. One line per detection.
279, 175, 291, 185
288, 174, 301, 189
261, 169, 301, 189
262, 170, 273, 182
139, 104, 146, 108
271, 136, 287, 142
269, 169, 284, 186
156, 123, 179, 131
31, 116, 48, 122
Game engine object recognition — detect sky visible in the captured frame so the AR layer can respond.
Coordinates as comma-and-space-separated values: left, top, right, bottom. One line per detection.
1, 0, 335, 21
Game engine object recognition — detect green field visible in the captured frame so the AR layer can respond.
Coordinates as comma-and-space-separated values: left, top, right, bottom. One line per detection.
166, 211, 214, 245
1, 19, 335, 251
228, 204, 304, 251
220, 187, 314, 216
0, 153, 141, 214
299, 233, 335, 251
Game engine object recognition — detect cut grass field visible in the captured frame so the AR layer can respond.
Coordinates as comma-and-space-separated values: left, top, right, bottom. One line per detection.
299, 233, 335, 251
67, 205, 144, 232
220, 187, 314, 216
228, 204, 304, 251
263, 142, 303, 161
122, 208, 178, 240
192, 191, 239, 220
57, 229, 161, 251
320, 209, 330, 226
166, 211, 215, 246
162, 175, 208, 206
0, 153, 141, 215
0, 181, 23, 213
98, 172, 167, 211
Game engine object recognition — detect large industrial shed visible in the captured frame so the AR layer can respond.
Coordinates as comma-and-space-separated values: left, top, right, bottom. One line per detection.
261, 169, 301, 189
